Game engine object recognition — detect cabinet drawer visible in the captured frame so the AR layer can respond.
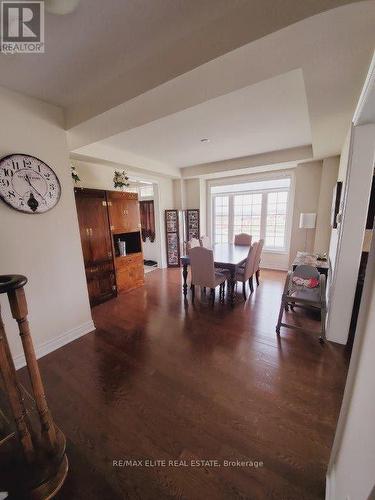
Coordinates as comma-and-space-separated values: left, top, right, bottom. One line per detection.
115, 252, 143, 270
115, 253, 144, 293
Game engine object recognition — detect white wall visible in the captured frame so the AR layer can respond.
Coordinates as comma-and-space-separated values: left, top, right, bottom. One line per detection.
326, 224, 375, 500
327, 124, 375, 344
328, 132, 351, 273
0, 87, 93, 368
314, 156, 340, 254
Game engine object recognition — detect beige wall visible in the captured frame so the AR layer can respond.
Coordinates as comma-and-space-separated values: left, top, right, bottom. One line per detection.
314, 156, 340, 254
0, 87, 93, 368
289, 161, 322, 263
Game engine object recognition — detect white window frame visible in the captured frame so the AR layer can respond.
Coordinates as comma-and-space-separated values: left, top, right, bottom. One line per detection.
210, 174, 294, 253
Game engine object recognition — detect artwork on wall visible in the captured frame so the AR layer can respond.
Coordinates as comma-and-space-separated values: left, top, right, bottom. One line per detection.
165, 210, 180, 267
331, 181, 343, 229
185, 209, 200, 241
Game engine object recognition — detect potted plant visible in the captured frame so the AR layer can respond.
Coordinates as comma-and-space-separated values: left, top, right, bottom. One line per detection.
71, 165, 81, 184
113, 170, 130, 190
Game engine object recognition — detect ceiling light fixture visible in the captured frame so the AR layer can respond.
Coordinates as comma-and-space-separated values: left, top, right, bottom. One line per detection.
45, 0, 81, 15
200, 138, 210, 143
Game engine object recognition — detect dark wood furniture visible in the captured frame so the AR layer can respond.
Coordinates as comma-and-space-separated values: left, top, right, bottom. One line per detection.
291, 252, 329, 277
75, 189, 116, 306
0, 275, 68, 498
181, 243, 250, 305
75, 189, 144, 304
107, 191, 144, 294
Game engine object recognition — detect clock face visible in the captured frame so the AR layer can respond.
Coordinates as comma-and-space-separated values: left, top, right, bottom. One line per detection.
0, 154, 61, 214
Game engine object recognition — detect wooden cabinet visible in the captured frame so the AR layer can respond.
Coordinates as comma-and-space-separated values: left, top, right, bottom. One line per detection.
75, 188, 144, 305
107, 191, 141, 234
75, 189, 116, 306
115, 253, 144, 293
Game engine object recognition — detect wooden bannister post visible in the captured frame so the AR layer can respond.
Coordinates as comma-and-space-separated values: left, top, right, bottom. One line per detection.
0, 302, 35, 462
7, 286, 57, 453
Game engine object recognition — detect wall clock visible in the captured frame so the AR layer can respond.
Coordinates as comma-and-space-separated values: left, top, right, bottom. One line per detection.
0, 154, 61, 214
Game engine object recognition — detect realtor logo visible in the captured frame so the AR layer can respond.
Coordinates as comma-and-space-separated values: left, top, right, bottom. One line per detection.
1, 1, 44, 53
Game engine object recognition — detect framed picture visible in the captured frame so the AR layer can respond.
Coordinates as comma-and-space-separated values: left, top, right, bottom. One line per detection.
165, 210, 180, 267
185, 209, 200, 241
331, 181, 343, 228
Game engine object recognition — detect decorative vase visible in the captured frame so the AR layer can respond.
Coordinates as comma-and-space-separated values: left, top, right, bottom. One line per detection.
117, 240, 126, 256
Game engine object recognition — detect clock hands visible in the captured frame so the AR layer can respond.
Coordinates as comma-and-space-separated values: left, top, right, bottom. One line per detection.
25, 174, 46, 202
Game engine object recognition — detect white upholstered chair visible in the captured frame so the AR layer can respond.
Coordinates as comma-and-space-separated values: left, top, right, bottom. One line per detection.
189, 246, 229, 303
186, 238, 200, 254
234, 242, 258, 300
254, 239, 264, 286
199, 235, 211, 249
234, 233, 252, 246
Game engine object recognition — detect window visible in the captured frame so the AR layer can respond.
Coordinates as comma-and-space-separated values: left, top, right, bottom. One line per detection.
211, 177, 291, 250
139, 184, 154, 198
265, 191, 288, 249
214, 195, 229, 243
233, 193, 262, 241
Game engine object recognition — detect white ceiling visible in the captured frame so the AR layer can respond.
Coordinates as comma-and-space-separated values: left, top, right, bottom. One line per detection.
76, 70, 311, 169
0, 0, 363, 127
71, 1, 375, 176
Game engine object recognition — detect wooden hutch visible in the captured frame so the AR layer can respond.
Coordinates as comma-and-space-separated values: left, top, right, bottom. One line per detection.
74, 189, 144, 306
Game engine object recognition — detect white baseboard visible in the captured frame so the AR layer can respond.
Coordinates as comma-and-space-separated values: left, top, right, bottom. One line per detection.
13, 319, 96, 370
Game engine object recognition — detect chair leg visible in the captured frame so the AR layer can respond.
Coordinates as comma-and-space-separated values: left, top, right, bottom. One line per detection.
242, 282, 247, 301
210, 288, 215, 304
191, 284, 195, 302
220, 283, 225, 301
255, 269, 260, 286
249, 275, 254, 293
276, 297, 285, 335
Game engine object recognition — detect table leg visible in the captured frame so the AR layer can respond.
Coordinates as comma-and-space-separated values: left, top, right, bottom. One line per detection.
229, 268, 236, 306
182, 264, 188, 296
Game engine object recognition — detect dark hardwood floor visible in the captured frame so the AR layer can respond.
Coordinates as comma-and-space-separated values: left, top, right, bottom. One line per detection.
19, 269, 349, 500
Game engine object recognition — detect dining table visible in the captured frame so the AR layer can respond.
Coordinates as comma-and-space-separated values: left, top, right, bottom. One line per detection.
180, 243, 251, 305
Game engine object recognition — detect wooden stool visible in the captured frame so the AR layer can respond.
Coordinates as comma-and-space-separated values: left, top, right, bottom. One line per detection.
0, 275, 68, 499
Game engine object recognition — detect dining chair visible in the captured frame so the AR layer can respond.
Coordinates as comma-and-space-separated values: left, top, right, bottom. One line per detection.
234, 242, 258, 300
186, 238, 200, 254
234, 233, 252, 246
189, 246, 230, 304
276, 264, 327, 342
199, 235, 211, 249
254, 239, 264, 286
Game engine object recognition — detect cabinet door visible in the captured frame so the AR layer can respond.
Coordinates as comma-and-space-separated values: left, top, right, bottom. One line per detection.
107, 192, 141, 234
75, 189, 116, 306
